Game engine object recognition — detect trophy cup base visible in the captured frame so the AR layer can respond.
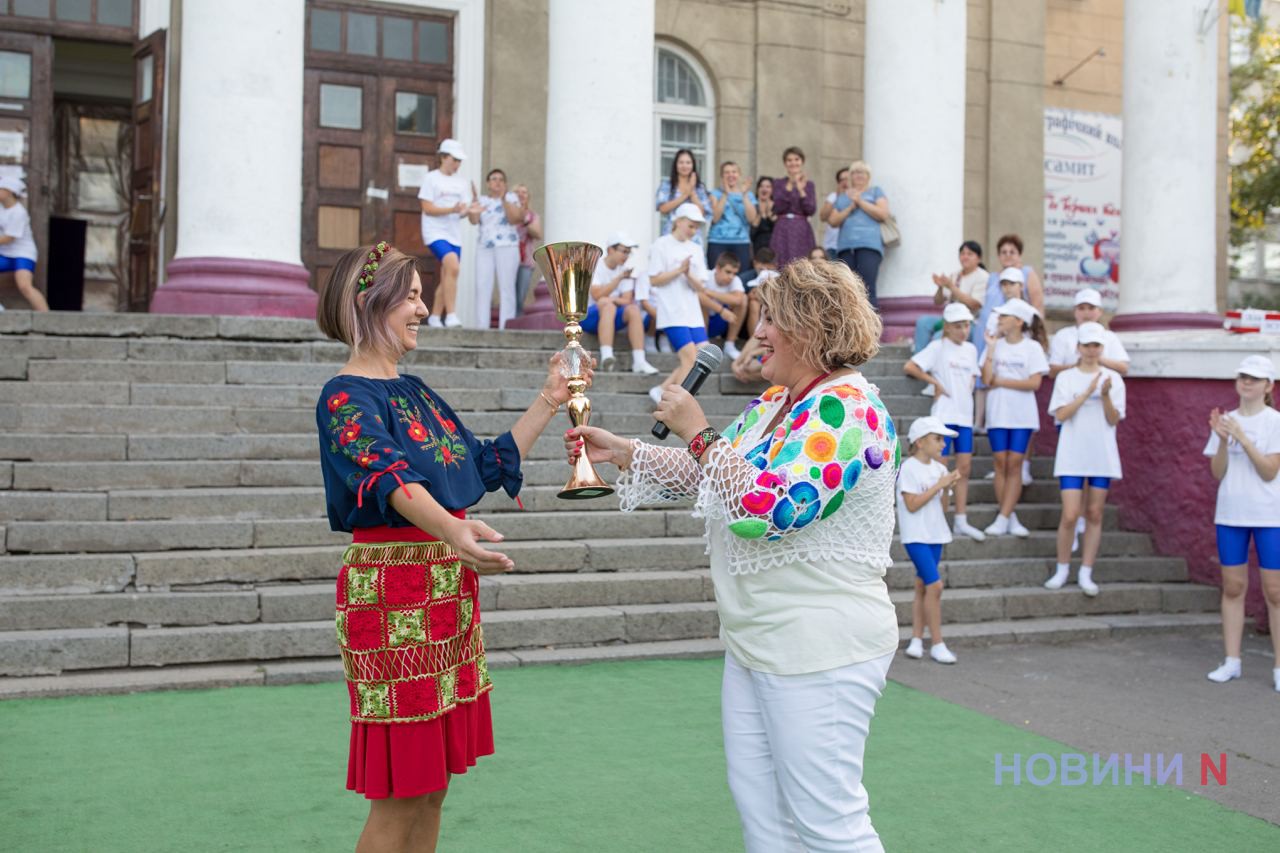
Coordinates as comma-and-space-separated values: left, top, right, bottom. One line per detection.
557, 484, 615, 501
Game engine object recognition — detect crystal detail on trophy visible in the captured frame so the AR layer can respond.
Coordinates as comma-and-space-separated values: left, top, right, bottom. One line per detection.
533, 241, 614, 500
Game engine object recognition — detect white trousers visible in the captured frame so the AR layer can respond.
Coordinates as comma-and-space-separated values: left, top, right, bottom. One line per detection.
474, 244, 520, 329
722, 651, 894, 853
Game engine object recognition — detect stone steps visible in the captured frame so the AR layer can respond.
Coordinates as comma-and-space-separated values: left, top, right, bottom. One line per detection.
0, 312, 1203, 693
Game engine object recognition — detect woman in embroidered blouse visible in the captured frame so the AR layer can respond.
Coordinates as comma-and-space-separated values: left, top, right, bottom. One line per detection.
567, 259, 900, 852
769, 146, 818, 265
315, 243, 586, 853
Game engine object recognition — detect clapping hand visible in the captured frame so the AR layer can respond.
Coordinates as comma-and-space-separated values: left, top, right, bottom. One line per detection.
1100, 376, 1113, 397
1086, 373, 1102, 396
1209, 408, 1228, 439
941, 470, 963, 489
1220, 414, 1246, 443
932, 272, 955, 290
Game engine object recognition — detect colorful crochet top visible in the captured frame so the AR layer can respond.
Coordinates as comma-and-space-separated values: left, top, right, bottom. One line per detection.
317, 374, 523, 530
618, 372, 899, 574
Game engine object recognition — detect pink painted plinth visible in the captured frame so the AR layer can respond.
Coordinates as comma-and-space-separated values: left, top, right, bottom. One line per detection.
504, 280, 563, 331
1109, 312, 1222, 332
877, 295, 935, 343
151, 257, 317, 318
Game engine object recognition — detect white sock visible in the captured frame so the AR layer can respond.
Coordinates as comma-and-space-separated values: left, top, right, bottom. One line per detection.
1079, 565, 1093, 584
955, 513, 968, 526
1224, 656, 1242, 668
599, 345, 613, 361
632, 349, 647, 362
1050, 562, 1069, 579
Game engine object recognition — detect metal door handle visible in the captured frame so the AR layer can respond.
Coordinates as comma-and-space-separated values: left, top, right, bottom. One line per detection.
366, 184, 389, 200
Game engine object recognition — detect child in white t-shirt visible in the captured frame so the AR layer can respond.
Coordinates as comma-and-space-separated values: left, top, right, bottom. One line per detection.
981, 298, 1049, 538
646, 202, 711, 405
582, 231, 658, 376
701, 251, 748, 359
898, 417, 963, 664
974, 270, 1026, 432
905, 302, 985, 541
1044, 323, 1126, 596
0, 175, 47, 311
1203, 355, 1280, 691
417, 139, 481, 328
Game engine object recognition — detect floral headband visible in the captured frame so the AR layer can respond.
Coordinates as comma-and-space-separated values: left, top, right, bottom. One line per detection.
356, 241, 391, 293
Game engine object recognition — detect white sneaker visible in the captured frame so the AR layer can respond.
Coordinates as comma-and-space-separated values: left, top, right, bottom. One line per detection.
1007, 516, 1030, 538
1207, 659, 1241, 683
905, 638, 924, 659
648, 385, 664, 406
443, 314, 463, 328
954, 520, 986, 542
724, 341, 742, 359
984, 471, 995, 480
427, 316, 444, 329
1273, 668, 1280, 693
657, 336, 674, 353
599, 355, 616, 373
631, 360, 659, 375
930, 642, 957, 665
1078, 576, 1099, 597
984, 515, 1010, 536
1043, 569, 1069, 590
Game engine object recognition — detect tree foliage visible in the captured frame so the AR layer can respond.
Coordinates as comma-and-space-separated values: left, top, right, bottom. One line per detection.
1230, 18, 1280, 245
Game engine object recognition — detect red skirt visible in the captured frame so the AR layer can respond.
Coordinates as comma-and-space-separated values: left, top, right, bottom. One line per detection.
341, 523, 495, 799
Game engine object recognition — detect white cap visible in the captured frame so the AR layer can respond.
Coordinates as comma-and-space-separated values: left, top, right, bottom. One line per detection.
0, 174, 25, 196
606, 230, 639, 249
942, 302, 974, 324
674, 202, 706, 224
1076, 321, 1107, 345
999, 267, 1025, 285
1238, 354, 1276, 381
995, 298, 1036, 326
908, 416, 959, 445
438, 138, 467, 160
1075, 287, 1102, 307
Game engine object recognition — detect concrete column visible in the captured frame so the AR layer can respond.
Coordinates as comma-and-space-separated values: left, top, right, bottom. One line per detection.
862, 0, 966, 341
151, 0, 314, 317
1111, 0, 1220, 331
508, 0, 654, 330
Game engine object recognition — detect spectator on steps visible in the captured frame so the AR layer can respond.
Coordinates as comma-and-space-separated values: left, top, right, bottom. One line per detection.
819, 167, 850, 260
769, 147, 817, 265
314, 241, 590, 850
706, 161, 758, 272
914, 240, 986, 352
512, 183, 542, 316
655, 148, 711, 243
583, 231, 658, 375
1204, 355, 1280, 692
829, 161, 890, 307
474, 168, 523, 329
1044, 323, 1126, 597
0, 175, 47, 312
567, 258, 900, 852
750, 176, 777, 257
646, 202, 712, 406
418, 138, 480, 329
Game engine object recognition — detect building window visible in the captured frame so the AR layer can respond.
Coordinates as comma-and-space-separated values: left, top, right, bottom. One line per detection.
306, 3, 450, 67
654, 44, 715, 219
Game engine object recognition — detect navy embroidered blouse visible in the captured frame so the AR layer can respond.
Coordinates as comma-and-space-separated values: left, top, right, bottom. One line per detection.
317, 374, 523, 531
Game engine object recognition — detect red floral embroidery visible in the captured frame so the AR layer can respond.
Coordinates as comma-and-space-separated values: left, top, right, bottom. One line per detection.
356, 450, 380, 468
338, 420, 361, 445
327, 391, 350, 412
407, 421, 428, 442
432, 408, 456, 433
440, 446, 454, 464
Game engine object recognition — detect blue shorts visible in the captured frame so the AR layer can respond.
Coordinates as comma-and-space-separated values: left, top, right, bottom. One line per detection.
942, 425, 973, 457
988, 427, 1033, 454
1215, 525, 1280, 569
0, 256, 36, 273
1059, 476, 1111, 491
580, 303, 627, 334
426, 239, 461, 260
905, 542, 943, 585
661, 325, 709, 352
707, 314, 731, 339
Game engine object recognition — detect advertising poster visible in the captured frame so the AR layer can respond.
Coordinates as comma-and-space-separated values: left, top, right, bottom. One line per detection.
1043, 108, 1122, 311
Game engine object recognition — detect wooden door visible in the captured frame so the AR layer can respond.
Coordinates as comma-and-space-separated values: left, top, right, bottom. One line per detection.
302, 68, 378, 292
301, 2, 454, 297
0, 31, 52, 300
128, 29, 164, 311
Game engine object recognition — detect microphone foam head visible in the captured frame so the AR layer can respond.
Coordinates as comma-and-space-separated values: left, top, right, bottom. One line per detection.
694, 343, 724, 372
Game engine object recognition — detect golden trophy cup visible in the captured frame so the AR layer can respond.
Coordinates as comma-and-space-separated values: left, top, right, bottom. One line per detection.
534, 241, 615, 500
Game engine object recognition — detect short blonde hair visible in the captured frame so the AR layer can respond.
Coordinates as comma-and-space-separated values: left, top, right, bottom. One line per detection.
848, 160, 871, 180
756, 259, 880, 370
316, 245, 419, 358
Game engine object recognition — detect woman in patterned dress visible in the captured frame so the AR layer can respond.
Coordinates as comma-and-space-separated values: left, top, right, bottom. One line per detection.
315, 242, 587, 852
566, 259, 901, 852
768, 146, 818, 265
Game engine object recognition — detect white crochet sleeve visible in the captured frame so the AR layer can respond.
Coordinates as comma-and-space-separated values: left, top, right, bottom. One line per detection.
615, 440, 704, 511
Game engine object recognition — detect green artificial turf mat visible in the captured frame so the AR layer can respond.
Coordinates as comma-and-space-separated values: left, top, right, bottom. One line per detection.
1, 658, 1275, 852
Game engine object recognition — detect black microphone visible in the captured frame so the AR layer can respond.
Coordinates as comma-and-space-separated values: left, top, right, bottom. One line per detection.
652, 344, 724, 439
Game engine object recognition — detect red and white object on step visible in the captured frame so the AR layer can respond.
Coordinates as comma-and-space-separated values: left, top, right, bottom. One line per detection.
1224, 309, 1280, 334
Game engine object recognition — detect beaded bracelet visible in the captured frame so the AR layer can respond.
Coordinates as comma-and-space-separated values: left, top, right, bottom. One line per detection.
689, 427, 721, 461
